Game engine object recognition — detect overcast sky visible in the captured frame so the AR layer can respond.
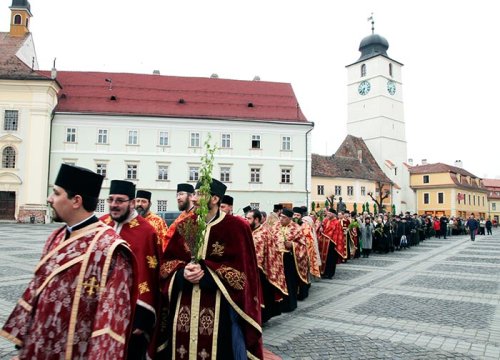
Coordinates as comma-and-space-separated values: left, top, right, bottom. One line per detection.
2, 0, 498, 178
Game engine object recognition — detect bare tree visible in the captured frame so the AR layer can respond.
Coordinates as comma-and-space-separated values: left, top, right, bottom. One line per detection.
367, 182, 391, 214
325, 194, 336, 209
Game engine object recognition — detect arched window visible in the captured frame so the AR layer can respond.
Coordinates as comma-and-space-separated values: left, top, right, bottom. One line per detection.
389, 63, 393, 77
361, 64, 367, 77
2, 147, 16, 168
14, 14, 22, 25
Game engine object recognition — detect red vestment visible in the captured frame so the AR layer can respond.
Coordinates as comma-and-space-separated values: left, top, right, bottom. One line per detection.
101, 213, 160, 332
144, 211, 169, 248
318, 217, 344, 273
163, 208, 194, 252
272, 221, 309, 285
301, 220, 321, 279
160, 211, 263, 360
1, 221, 135, 359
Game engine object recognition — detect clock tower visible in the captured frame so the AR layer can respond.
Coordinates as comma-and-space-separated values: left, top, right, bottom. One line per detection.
346, 24, 412, 213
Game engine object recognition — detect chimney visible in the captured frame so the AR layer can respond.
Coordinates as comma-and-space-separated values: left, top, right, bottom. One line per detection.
357, 149, 362, 163
50, 58, 57, 79
455, 160, 463, 168
421, 159, 427, 165
408, 158, 413, 166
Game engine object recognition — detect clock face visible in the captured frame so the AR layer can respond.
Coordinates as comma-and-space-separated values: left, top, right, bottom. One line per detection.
358, 80, 371, 95
387, 80, 396, 95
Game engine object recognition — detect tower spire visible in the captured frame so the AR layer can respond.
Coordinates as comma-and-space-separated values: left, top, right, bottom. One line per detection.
367, 13, 375, 34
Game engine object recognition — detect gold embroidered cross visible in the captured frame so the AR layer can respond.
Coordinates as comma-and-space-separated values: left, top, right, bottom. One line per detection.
199, 348, 210, 360
138, 281, 150, 294
177, 345, 187, 359
146, 255, 158, 269
211, 241, 224, 256
82, 276, 99, 296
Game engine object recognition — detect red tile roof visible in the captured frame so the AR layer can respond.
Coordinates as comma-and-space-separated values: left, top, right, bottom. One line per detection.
483, 179, 500, 188
408, 162, 478, 178
39, 70, 310, 123
483, 179, 500, 199
0, 32, 47, 80
312, 135, 393, 184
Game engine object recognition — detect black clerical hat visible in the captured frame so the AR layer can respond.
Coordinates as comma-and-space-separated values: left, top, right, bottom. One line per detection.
273, 204, 283, 211
243, 205, 252, 213
177, 183, 194, 193
110, 180, 136, 199
222, 195, 234, 205
136, 190, 151, 201
292, 207, 303, 215
195, 178, 226, 198
282, 208, 293, 218
54, 164, 103, 198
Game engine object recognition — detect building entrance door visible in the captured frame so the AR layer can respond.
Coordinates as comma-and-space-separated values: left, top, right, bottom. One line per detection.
0, 191, 15, 220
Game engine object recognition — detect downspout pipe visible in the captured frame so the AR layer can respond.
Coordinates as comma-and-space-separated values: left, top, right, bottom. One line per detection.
305, 123, 314, 209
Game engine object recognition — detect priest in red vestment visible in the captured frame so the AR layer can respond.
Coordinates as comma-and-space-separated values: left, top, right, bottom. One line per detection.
136, 189, 169, 248
162, 183, 195, 252
318, 209, 344, 279
100, 180, 160, 360
158, 178, 263, 360
1, 164, 136, 359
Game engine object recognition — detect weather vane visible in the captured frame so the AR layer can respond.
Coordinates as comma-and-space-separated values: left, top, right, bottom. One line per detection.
367, 12, 375, 34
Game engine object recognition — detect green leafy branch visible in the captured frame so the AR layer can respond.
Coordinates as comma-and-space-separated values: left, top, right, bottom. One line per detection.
193, 133, 217, 262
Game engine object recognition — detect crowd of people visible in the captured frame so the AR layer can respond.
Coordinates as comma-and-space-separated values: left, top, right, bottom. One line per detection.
0, 163, 494, 359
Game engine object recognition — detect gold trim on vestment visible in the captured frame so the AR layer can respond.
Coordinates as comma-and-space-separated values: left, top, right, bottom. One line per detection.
248, 350, 260, 360
65, 227, 106, 359
212, 290, 221, 359
137, 299, 157, 323
206, 267, 262, 333
171, 289, 182, 359
35, 222, 101, 272
18, 298, 32, 312
99, 239, 129, 300
91, 327, 126, 344
200, 211, 225, 260
189, 284, 202, 359
0, 329, 23, 346
35, 255, 85, 297
291, 243, 309, 284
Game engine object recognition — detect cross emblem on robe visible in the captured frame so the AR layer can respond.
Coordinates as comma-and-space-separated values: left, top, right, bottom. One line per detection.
199, 348, 210, 360
176, 345, 187, 359
82, 276, 99, 296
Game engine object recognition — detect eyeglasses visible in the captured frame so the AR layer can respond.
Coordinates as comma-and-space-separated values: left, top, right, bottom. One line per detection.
106, 197, 131, 204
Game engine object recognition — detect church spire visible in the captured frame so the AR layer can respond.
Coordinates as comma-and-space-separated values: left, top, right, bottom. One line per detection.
367, 13, 375, 34
9, 0, 32, 36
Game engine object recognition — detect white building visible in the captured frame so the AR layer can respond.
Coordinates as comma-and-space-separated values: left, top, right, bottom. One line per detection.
346, 27, 414, 213
0, 0, 59, 222
48, 71, 314, 217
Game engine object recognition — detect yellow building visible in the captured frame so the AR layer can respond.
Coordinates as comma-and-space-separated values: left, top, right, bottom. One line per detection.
483, 179, 500, 224
409, 162, 487, 218
311, 135, 393, 214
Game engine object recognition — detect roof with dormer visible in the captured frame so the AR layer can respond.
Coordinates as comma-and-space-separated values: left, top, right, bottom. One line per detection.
38, 70, 311, 123
312, 135, 392, 184
0, 32, 47, 80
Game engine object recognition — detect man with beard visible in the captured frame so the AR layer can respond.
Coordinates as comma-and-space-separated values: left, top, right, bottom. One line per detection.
162, 183, 195, 252
272, 208, 309, 311
159, 178, 263, 359
101, 180, 160, 360
220, 194, 234, 215
136, 190, 168, 248
1, 164, 136, 359
266, 204, 283, 227
246, 209, 287, 323
293, 207, 321, 281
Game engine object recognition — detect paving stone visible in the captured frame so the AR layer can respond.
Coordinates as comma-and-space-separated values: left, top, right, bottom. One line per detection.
403, 275, 499, 294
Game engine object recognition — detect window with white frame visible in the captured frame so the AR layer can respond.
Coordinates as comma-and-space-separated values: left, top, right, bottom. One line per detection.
335, 186, 341, 196
493, 203, 497, 211
221, 133, 231, 148
424, 193, 429, 204
128, 130, 139, 145
96, 163, 107, 178
361, 186, 366, 196
250, 202, 260, 209
157, 200, 168, 212
250, 168, 261, 183
96, 199, 105, 213
251, 135, 261, 149
347, 186, 354, 196
189, 166, 199, 181
281, 168, 291, 183
2, 146, 16, 168
4, 110, 18, 131
281, 136, 291, 151
127, 164, 138, 179
97, 129, 108, 144
66, 128, 77, 143
64, 161, 76, 166
190, 132, 200, 147
317, 185, 324, 195
158, 165, 168, 180
220, 167, 231, 182
438, 192, 444, 204
159, 131, 169, 146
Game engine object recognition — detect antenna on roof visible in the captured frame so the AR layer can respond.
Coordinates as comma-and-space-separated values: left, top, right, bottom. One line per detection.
105, 78, 113, 90
367, 12, 375, 34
